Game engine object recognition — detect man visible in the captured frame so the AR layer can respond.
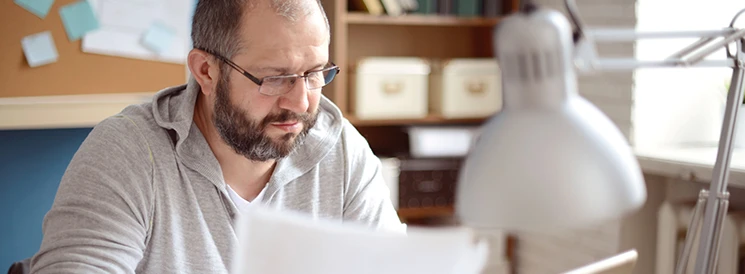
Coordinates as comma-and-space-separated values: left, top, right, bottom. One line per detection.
29, 0, 404, 272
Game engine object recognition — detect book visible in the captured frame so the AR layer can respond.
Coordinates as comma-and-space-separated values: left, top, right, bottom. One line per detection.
457, 0, 482, 17
437, 0, 454, 15
482, 0, 502, 17
415, 0, 438, 14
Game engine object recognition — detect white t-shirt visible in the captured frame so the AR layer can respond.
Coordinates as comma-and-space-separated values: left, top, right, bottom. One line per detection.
226, 184, 265, 214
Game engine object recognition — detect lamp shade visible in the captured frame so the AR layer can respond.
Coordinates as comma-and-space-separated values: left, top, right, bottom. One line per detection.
455, 7, 646, 231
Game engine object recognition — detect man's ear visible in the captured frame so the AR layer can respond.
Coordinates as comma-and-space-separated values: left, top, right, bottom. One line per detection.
187, 49, 220, 96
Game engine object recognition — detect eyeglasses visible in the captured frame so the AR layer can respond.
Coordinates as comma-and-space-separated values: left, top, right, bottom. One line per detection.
199, 48, 340, 96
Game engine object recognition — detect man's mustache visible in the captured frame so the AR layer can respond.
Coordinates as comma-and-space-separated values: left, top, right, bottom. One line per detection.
261, 110, 313, 126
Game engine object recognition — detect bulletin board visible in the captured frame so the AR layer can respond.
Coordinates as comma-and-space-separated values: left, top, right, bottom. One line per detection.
0, 0, 187, 98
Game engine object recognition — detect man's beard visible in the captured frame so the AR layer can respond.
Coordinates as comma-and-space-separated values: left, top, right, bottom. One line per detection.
212, 74, 318, 162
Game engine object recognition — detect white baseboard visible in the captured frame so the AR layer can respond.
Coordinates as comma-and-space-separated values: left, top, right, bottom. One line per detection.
0, 93, 154, 130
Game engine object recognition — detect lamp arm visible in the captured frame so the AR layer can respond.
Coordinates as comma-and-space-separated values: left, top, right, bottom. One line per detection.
567, 1, 745, 71
573, 34, 743, 273
564, 1, 745, 273
573, 28, 745, 71
692, 37, 744, 274
564, 0, 587, 43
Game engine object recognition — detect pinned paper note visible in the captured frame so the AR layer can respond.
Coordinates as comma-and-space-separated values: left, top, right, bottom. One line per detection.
14, 0, 55, 18
21, 31, 58, 67
141, 22, 176, 55
59, 0, 99, 41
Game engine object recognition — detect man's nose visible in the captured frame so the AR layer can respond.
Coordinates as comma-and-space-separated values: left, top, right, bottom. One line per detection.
277, 78, 310, 114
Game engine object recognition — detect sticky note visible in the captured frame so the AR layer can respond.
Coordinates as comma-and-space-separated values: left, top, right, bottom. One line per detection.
59, 0, 99, 41
141, 22, 176, 55
14, 0, 55, 19
21, 31, 58, 67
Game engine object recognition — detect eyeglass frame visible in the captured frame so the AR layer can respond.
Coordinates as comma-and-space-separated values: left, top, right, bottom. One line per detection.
196, 47, 340, 96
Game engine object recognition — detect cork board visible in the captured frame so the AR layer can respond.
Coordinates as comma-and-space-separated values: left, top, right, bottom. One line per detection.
0, 0, 187, 98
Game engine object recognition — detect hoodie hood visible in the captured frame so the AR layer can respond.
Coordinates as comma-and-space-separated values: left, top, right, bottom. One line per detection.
149, 77, 344, 197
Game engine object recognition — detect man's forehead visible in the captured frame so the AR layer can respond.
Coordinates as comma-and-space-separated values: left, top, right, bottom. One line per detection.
246, 47, 329, 73
236, 8, 329, 50
233, 35, 329, 74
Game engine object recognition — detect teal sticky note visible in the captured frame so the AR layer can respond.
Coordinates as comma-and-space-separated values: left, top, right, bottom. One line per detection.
141, 22, 176, 55
15, 0, 55, 19
21, 31, 58, 67
59, 0, 99, 41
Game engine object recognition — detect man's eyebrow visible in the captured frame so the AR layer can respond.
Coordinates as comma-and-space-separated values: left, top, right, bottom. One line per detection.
308, 61, 329, 71
254, 62, 329, 75
254, 66, 289, 74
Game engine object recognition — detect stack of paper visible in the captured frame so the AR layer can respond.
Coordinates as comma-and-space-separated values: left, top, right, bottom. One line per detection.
232, 206, 489, 274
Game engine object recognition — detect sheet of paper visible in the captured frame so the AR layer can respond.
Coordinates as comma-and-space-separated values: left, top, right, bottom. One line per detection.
141, 22, 176, 55
82, 0, 194, 64
59, 0, 100, 41
21, 31, 59, 67
15, 0, 55, 18
231, 206, 489, 274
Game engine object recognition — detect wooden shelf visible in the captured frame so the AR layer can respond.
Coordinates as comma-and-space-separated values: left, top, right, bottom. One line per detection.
345, 12, 502, 27
346, 114, 488, 126
397, 206, 455, 219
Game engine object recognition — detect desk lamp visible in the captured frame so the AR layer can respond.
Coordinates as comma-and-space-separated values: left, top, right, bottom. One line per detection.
456, 1, 745, 273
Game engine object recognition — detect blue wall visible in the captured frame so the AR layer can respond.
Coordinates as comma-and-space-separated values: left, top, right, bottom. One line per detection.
0, 127, 92, 270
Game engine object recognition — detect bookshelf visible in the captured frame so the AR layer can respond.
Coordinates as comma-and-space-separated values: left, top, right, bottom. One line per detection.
326, 1, 520, 268
321, 0, 520, 221
321, 0, 518, 123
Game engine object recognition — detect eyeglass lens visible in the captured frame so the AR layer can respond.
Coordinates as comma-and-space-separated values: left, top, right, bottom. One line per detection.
259, 68, 338, 95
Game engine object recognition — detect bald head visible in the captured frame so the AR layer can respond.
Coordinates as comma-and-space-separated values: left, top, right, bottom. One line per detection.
191, 0, 329, 60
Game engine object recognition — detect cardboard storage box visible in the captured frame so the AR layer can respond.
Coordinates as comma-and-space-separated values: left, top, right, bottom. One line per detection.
351, 57, 430, 120
430, 58, 502, 118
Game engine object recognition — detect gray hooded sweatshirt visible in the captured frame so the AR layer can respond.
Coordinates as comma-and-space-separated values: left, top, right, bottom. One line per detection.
30, 82, 405, 273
